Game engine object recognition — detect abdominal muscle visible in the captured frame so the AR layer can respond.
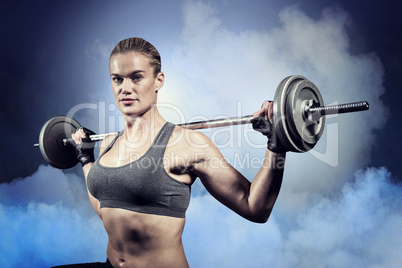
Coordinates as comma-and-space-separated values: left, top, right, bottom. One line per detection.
101, 207, 189, 268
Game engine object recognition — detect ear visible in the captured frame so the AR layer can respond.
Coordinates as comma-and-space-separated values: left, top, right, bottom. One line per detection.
155, 72, 165, 93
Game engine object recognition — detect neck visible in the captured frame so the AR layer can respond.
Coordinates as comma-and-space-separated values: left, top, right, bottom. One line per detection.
122, 106, 166, 142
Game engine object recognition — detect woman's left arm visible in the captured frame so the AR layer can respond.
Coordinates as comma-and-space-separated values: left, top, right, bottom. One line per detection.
192, 136, 285, 223
190, 100, 285, 223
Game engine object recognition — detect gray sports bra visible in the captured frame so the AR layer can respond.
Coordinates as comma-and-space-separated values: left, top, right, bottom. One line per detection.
87, 122, 191, 218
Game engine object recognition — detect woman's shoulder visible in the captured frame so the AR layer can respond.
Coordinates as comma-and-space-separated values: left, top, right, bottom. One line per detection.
170, 124, 214, 150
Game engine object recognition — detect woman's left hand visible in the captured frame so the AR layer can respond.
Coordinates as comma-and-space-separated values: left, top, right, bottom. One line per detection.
252, 100, 273, 123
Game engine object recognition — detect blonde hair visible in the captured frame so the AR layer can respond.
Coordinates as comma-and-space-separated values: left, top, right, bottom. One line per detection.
110, 37, 161, 76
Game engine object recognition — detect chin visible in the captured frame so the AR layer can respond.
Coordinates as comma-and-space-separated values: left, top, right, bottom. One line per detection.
118, 103, 154, 118
121, 109, 146, 118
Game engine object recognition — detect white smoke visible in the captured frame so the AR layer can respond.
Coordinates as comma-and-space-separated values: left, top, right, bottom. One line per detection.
0, 165, 107, 267
159, 1, 388, 209
184, 167, 402, 268
277, 167, 402, 268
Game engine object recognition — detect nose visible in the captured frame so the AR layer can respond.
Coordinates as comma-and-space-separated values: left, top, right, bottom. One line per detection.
121, 79, 134, 95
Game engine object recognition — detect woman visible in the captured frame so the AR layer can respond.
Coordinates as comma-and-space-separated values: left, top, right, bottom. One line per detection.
62, 37, 286, 268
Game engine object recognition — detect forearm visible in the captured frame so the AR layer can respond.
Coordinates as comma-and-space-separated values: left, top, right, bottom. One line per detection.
192, 130, 286, 223
247, 150, 286, 222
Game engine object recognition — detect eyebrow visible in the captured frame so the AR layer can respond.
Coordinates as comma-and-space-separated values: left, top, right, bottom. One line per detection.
110, 70, 145, 77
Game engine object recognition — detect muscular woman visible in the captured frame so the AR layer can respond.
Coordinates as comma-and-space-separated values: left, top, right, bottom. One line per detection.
54, 37, 286, 268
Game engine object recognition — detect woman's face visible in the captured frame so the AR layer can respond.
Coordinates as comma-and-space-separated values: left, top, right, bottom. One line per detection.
109, 52, 164, 118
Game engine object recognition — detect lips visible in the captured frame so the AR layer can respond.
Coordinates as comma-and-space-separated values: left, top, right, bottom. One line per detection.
120, 98, 138, 105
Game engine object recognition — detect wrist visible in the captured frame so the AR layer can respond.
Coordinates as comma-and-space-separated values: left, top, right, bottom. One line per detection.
263, 150, 286, 170
75, 142, 95, 166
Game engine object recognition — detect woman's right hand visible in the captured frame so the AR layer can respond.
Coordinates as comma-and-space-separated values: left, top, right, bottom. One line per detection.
72, 127, 96, 166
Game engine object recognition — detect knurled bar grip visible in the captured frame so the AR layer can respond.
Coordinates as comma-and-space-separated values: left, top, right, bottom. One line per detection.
309, 101, 369, 116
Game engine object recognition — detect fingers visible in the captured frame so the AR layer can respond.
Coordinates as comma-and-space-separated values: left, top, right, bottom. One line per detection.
252, 106, 264, 118
253, 101, 273, 123
71, 128, 87, 145
267, 101, 273, 123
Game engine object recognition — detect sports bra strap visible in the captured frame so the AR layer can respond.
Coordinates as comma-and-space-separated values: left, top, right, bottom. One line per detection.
98, 131, 123, 159
97, 122, 174, 160
150, 123, 175, 154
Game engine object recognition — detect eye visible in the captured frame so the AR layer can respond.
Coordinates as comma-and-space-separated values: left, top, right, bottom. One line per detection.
112, 77, 123, 83
132, 75, 143, 82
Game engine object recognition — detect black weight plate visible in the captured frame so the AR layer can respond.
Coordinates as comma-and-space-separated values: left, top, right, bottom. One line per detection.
273, 75, 303, 152
39, 116, 81, 169
286, 78, 325, 151
273, 75, 325, 152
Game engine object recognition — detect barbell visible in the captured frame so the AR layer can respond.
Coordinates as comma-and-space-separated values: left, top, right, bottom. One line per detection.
34, 75, 369, 169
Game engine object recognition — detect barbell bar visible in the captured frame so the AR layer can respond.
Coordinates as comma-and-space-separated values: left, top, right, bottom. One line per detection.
175, 101, 368, 129
34, 75, 369, 169
58, 99, 368, 145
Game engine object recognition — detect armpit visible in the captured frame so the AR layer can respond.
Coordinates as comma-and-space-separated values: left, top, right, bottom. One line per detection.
170, 159, 205, 175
